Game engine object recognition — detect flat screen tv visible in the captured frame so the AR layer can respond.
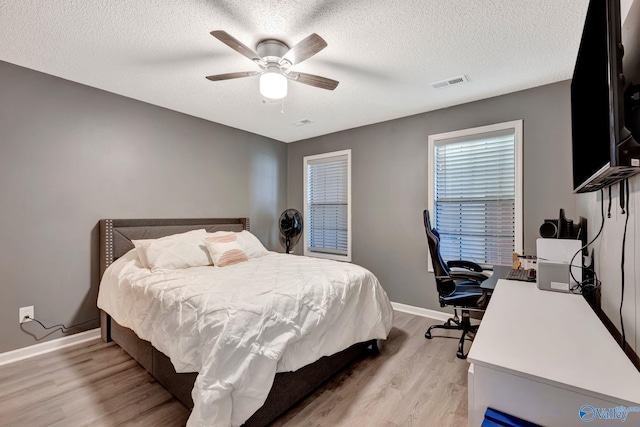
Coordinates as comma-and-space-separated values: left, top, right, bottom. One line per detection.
571, 0, 640, 193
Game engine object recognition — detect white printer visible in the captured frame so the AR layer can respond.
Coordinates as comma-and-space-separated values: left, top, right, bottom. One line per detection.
536, 238, 583, 293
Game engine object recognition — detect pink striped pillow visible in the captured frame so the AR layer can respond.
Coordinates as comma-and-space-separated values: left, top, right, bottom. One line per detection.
203, 233, 248, 267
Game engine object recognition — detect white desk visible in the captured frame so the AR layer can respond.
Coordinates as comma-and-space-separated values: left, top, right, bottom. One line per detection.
467, 280, 640, 426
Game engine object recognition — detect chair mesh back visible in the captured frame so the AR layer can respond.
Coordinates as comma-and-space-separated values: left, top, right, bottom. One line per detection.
424, 210, 456, 297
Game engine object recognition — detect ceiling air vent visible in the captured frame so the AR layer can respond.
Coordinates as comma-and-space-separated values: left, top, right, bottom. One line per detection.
292, 119, 313, 127
430, 75, 468, 89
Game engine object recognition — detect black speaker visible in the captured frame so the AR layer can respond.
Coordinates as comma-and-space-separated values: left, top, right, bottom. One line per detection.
558, 208, 575, 239
539, 219, 558, 238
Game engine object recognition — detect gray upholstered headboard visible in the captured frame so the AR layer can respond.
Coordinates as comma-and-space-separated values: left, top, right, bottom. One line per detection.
99, 218, 249, 279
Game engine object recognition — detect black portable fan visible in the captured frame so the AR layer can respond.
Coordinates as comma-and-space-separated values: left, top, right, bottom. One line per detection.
279, 209, 303, 254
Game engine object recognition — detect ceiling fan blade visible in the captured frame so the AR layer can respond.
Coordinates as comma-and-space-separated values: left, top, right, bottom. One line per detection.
287, 72, 339, 90
210, 30, 263, 64
206, 71, 261, 81
280, 33, 327, 67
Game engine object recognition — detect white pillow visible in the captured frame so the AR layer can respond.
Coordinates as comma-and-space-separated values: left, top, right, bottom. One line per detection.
133, 240, 152, 269
132, 229, 211, 270
236, 230, 270, 258
203, 233, 248, 267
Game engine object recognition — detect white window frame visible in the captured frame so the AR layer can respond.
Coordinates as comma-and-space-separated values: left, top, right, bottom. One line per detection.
303, 149, 352, 262
427, 120, 523, 270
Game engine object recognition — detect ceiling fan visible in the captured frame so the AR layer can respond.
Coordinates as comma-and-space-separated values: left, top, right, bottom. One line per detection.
206, 30, 339, 99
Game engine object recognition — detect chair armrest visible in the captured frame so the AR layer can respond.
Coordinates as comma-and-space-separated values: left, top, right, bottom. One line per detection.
450, 270, 490, 283
447, 260, 484, 272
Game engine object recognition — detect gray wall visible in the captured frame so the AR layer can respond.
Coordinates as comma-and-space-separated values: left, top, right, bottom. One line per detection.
577, 178, 639, 356
0, 61, 287, 353
287, 80, 577, 311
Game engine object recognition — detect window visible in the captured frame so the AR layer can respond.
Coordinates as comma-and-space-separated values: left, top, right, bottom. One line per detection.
303, 149, 351, 262
428, 120, 523, 266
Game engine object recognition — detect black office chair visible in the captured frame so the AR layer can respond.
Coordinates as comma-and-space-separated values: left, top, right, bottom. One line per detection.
423, 209, 490, 359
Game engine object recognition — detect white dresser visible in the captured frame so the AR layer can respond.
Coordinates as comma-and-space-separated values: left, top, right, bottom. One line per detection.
467, 280, 640, 426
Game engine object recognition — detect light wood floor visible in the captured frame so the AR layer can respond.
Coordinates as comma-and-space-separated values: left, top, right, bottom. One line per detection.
0, 311, 470, 426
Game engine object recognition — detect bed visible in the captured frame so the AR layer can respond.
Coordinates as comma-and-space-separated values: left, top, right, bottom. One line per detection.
97, 218, 393, 426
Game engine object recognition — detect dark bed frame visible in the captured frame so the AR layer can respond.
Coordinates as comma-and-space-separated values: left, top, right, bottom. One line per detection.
99, 218, 376, 426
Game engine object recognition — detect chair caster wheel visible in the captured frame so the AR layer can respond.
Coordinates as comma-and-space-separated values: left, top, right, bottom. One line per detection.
425, 331, 432, 339
456, 352, 467, 359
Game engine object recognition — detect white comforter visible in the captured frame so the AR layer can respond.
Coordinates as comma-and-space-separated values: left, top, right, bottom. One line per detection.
97, 250, 394, 426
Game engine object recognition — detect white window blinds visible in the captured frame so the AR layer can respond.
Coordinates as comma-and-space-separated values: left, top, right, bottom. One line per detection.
304, 150, 351, 261
432, 129, 517, 266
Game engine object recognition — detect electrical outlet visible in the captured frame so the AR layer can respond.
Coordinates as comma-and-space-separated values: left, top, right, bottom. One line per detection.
19, 306, 34, 324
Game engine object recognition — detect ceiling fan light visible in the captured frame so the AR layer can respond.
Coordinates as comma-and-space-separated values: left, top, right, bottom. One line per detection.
260, 71, 287, 99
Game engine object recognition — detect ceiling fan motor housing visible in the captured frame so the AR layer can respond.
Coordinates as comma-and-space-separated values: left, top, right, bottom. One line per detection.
256, 39, 290, 66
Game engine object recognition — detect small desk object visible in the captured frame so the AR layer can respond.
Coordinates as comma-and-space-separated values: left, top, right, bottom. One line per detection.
467, 280, 640, 427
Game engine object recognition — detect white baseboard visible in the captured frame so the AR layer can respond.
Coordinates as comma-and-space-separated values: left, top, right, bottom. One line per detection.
391, 301, 453, 322
0, 328, 101, 367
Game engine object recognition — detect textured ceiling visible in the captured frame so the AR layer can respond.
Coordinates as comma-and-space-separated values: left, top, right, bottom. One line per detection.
0, 0, 592, 143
